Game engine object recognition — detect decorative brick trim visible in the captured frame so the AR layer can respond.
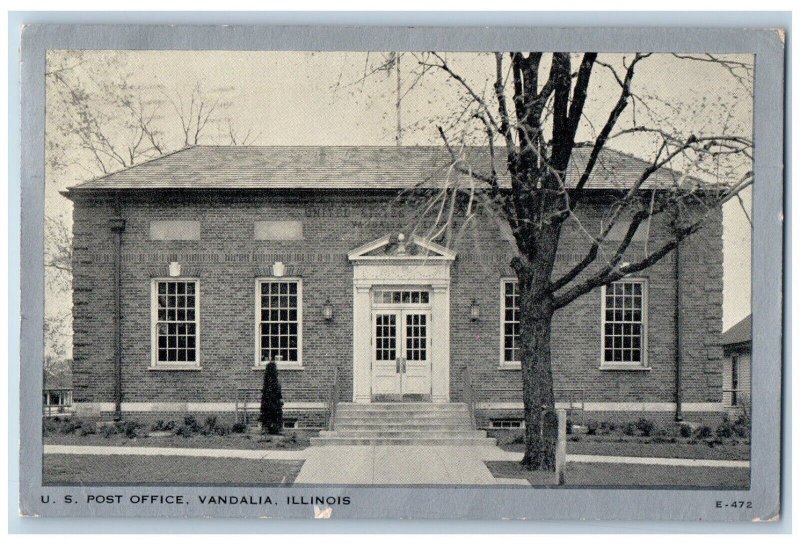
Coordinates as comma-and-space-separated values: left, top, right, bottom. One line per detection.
74, 401, 327, 414
148, 265, 204, 277
253, 265, 303, 277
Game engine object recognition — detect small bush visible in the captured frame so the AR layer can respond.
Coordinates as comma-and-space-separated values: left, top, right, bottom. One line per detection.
51, 418, 79, 435
599, 421, 616, 434
735, 394, 752, 436
636, 418, 655, 437
43, 418, 58, 434
175, 425, 194, 438
622, 422, 637, 436
79, 420, 97, 436
732, 413, 750, 439
203, 416, 219, 436
152, 419, 176, 432
260, 360, 284, 435
695, 425, 713, 439
231, 422, 247, 434
586, 420, 599, 436
183, 415, 202, 433
679, 423, 693, 438
214, 425, 230, 436
653, 426, 669, 438
716, 417, 734, 439
119, 421, 140, 438
99, 424, 117, 438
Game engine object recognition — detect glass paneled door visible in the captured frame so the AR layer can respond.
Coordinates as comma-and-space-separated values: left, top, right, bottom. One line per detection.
371, 289, 432, 400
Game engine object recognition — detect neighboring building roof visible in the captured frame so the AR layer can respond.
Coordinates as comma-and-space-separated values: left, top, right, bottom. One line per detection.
722, 314, 752, 347
65, 145, 707, 193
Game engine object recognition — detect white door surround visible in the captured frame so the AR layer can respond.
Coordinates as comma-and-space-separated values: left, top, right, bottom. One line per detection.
349, 233, 456, 403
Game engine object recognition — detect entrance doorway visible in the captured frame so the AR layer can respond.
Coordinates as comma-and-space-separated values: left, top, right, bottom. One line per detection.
371, 288, 432, 400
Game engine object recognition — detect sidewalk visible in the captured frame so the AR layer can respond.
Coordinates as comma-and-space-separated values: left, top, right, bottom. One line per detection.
44, 444, 307, 460
295, 445, 501, 485
45, 443, 750, 485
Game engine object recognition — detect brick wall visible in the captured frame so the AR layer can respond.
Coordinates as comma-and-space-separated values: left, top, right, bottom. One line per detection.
70, 189, 723, 416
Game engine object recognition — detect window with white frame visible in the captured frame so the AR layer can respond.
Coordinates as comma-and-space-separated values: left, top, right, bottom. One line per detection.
153, 280, 199, 366
501, 279, 520, 364
257, 279, 302, 365
601, 280, 647, 366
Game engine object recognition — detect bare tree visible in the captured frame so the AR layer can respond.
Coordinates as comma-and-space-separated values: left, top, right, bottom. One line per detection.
45, 52, 261, 368
382, 52, 753, 470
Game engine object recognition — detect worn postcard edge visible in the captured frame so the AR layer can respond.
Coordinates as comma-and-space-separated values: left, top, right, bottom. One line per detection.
17, 24, 785, 521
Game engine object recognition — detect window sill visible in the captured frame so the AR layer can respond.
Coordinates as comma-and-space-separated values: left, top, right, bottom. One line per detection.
598, 364, 651, 371
497, 362, 521, 370
149, 365, 202, 371
251, 364, 304, 371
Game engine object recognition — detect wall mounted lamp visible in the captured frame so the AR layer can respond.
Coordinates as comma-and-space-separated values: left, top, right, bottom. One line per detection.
470, 299, 480, 321
323, 299, 334, 321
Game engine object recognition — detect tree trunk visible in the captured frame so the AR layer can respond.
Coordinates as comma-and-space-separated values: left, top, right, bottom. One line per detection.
517, 271, 557, 471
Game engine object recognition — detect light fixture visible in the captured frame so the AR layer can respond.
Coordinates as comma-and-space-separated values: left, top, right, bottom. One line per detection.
470, 299, 480, 321
323, 299, 334, 321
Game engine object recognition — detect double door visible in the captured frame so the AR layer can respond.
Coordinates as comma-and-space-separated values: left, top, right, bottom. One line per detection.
371, 306, 431, 400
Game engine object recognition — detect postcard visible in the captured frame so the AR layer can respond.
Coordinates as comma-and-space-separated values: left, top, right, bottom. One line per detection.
18, 24, 784, 521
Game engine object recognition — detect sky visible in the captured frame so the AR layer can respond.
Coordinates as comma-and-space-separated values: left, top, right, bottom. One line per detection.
45, 51, 753, 355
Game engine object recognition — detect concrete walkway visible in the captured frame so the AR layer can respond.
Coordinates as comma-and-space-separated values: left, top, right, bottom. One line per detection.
567, 453, 750, 468
295, 445, 503, 485
44, 443, 750, 485
44, 444, 307, 460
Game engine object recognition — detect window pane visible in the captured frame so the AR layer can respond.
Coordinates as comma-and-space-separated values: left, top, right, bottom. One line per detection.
502, 281, 520, 362
372, 289, 430, 305
258, 280, 301, 363
155, 280, 198, 364
602, 281, 644, 364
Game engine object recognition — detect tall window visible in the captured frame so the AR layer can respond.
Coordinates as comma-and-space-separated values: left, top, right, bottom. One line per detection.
153, 280, 199, 366
501, 280, 520, 364
601, 280, 647, 366
257, 279, 302, 365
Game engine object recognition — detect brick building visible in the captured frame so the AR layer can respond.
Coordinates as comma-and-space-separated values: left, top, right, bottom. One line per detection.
63, 146, 725, 430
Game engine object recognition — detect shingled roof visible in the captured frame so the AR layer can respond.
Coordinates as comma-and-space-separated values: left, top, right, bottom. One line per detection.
722, 314, 752, 347
65, 145, 704, 193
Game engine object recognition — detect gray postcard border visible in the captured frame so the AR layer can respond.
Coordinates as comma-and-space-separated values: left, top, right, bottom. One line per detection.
17, 22, 785, 523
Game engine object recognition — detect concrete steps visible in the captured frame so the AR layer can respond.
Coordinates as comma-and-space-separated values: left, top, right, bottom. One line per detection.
319, 429, 488, 438
310, 437, 498, 446
310, 402, 497, 446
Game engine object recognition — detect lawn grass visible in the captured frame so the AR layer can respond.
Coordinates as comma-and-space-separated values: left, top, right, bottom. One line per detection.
486, 461, 750, 489
44, 454, 304, 485
44, 430, 314, 451
499, 437, 750, 461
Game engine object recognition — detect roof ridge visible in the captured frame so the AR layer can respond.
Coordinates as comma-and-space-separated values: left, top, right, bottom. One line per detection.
63, 144, 711, 193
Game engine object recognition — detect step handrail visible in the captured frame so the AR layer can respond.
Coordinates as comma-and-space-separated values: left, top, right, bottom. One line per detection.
462, 366, 477, 429
327, 366, 339, 431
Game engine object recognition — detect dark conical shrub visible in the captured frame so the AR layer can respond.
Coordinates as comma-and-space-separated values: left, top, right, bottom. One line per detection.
260, 359, 283, 434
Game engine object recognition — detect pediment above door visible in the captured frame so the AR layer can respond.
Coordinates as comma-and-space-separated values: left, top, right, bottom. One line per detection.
347, 232, 456, 263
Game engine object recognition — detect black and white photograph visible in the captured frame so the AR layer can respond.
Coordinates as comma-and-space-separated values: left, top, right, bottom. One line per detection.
15, 22, 785, 523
